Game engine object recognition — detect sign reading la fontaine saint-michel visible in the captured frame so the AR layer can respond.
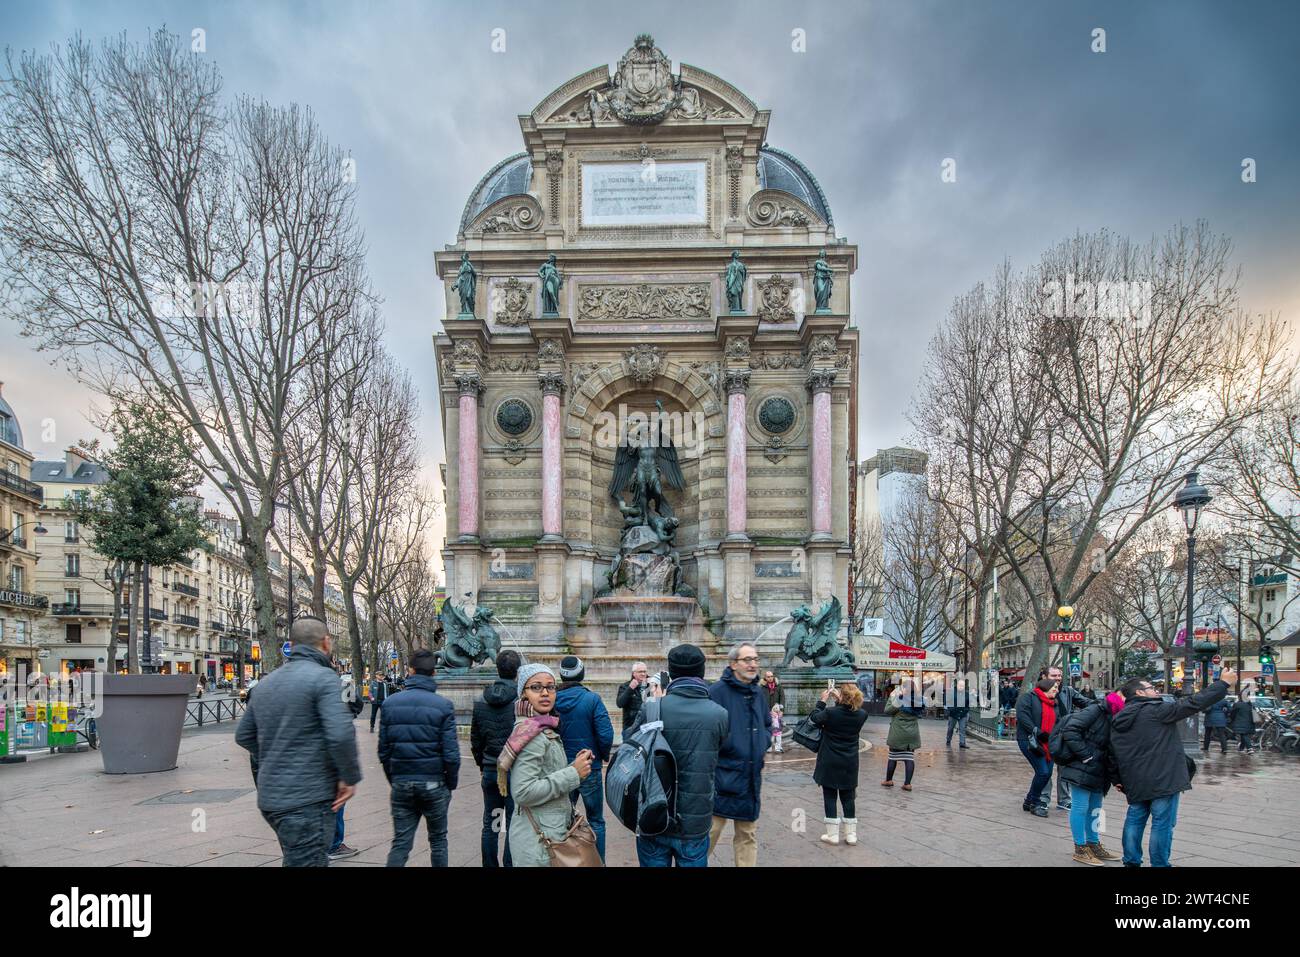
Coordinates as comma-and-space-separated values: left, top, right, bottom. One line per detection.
581, 160, 708, 226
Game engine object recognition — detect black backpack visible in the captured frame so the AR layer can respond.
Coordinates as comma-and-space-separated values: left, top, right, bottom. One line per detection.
1048, 707, 1093, 765
604, 697, 677, 836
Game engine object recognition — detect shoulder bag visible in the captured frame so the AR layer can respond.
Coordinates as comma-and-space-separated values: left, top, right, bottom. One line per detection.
522, 802, 604, 867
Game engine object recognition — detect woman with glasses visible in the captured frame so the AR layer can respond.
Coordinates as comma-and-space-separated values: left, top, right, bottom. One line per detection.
497, 663, 593, 867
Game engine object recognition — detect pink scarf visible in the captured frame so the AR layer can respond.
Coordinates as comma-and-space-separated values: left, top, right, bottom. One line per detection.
1106, 691, 1125, 715
497, 698, 560, 796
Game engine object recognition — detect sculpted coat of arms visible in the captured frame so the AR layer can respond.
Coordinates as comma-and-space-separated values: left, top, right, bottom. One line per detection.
600, 35, 683, 125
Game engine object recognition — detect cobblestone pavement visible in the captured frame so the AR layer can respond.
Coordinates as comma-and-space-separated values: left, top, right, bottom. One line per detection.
1, 717, 1294, 867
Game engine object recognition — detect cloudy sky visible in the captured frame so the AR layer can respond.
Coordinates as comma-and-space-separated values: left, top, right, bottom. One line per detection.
2, 0, 1298, 547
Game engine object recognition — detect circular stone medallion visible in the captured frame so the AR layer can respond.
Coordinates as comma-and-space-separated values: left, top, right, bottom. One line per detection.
758, 396, 795, 435
496, 399, 533, 436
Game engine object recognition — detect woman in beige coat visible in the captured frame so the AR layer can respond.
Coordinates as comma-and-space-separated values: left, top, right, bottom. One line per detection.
498, 663, 593, 867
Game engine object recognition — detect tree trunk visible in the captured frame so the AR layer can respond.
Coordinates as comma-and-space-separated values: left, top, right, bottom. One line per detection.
106, 562, 123, 673
243, 523, 279, 671
341, 577, 363, 676
126, 561, 142, 675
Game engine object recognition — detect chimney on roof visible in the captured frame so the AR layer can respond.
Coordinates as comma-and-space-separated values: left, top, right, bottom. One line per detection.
65, 446, 88, 476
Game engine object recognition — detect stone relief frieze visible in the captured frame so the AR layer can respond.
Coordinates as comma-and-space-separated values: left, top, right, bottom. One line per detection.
577, 283, 711, 321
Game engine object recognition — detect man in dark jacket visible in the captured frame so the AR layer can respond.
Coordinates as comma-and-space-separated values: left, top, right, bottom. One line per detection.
469, 649, 520, 867
1229, 692, 1257, 752
945, 677, 972, 749
1041, 666, 1089, 809
707, 642, 771, 867
1110, 669, 1235, 867
377, 648, 460, 867
1202, 696, 1232, 753
628, 643, 729, 867
553, 655, 615, 861
368, 672, 391, 733
235, 617, 361, 867
616, 662, 650, 742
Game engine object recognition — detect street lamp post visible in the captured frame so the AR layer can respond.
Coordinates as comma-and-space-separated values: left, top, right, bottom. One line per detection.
1173, 470, 1212, 696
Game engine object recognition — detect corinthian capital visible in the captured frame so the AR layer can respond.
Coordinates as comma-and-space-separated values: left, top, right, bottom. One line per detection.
805, 368, 837, 394
537, 371, 566, 396
724, 369, 751, 395
455, 372, 483, 397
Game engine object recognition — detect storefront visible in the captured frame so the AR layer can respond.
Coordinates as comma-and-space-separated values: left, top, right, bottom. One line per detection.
856, 639, 958, 711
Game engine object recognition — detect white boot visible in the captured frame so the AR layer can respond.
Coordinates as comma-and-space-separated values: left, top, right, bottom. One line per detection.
774, 738, 783, 753
843, 818, 858, 846
820, 818, 840, 845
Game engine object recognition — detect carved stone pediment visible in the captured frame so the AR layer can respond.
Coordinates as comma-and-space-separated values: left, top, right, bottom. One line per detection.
746, 190, 824, 228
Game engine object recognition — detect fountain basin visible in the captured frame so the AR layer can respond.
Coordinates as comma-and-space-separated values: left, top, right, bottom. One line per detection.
586, 594, 706, 654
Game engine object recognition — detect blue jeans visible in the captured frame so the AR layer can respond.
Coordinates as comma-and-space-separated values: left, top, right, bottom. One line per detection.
329, 805, 345, 852
1068, 786, 1104, 845
263, 799, 335, 867
1017, 739, 1053, 806
946, 714, 969, 745
570, 767, 606, 861
1122, 793, 1180, 867
636, 833, 709, 867
481, 770, 513, 868
386, 780, 451, 867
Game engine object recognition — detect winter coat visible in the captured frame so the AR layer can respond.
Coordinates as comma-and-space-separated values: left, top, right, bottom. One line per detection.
470, 678, 517, 772
761, 680, 785, 711
1109, 679, 1229, 804
235, 644, 362, 813
369, 678, 391, 704
377, 674, 460, 789
507, 721, 582, 868
1204, 698, 1231, 730
708, 667, 772, 822
553, 683, 615, 769
884, 699, 923, 751
1228, 699, 1255, 734
810, 701, 868, 790
1057, 701, 1115, 794
1015, 690, 1055, 752
616, 679, 648, 732
1000, 685, 1019, 710
627, 678, 729, 840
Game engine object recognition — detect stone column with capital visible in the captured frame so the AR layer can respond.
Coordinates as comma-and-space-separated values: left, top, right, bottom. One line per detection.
807, 367, 836, 540
724, 368, 750, 541
538, 370, 565, 541
455, 372, 482, 541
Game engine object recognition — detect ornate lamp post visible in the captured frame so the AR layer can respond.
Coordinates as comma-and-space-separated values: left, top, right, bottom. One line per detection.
1172, 471, 1212, 695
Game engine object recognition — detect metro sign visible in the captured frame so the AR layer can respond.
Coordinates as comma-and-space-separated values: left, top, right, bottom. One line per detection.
1049, 631, 1085, 643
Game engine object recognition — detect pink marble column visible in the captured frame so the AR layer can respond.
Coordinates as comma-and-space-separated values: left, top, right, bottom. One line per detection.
539, 372, 565, 540
456, 373, 482, 540
808, 368, 836, 538
725, 369, 750, 539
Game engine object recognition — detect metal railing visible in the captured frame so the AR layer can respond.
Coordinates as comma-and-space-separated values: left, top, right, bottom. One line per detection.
148, 608, 167, 621
171, 582, 200, 597
174, 613, 200, 628
1, 532, 28, 549
49, 602, 116, 617
184, 697, 246, 728
0, 470, 43, 502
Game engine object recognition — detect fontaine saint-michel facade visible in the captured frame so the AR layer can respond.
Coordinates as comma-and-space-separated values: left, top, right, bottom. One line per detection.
434, 36, 859, 689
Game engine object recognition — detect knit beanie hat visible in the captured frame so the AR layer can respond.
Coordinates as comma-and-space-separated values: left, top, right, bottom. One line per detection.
558, 655, 585, 682
516, 663, 557, 697
668, 643, 706, 680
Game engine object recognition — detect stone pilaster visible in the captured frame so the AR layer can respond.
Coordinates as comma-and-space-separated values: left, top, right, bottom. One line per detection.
455, 371, 483, 542
806, 367, 836, 541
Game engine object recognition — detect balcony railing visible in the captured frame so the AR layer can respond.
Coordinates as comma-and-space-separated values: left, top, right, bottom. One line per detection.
1, 533, 28, 550
50, 602, 116, 617
64, 568, 81, 578
64, 534, 79, 543
174, 613, 200, 628
209, 619, 226, 631
171, 582, 200, 597
148, 608, 168, 621
0, 588, 48, 611
0, 470, 43, 503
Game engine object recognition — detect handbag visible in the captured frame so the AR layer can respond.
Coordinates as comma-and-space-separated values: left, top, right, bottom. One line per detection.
792, 713, 822, 752
521, 802, 604, 868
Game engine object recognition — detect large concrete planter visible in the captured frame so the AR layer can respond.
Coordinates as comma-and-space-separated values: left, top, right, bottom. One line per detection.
98, 674, 197, 774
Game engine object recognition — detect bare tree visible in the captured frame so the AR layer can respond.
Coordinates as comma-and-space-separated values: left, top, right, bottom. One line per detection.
0, 30, 369, 654
362, 488, 437, 671
848, 513, 885, 636
879, 483, 953, 651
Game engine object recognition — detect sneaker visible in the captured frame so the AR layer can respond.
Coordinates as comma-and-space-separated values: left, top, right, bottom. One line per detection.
1057, 802, 1072, 810
328, 843, 359, 861
1087, 842, 1120, 861
959, 744, 970, 749
1022, 803, 1048, 818
1072, 844, 1104, 866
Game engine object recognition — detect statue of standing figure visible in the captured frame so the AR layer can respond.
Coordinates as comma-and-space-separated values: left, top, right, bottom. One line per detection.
813, 249, 833, 313
538, 255, 563, 316
455, 253, 477, 316
724, 250, 747, 313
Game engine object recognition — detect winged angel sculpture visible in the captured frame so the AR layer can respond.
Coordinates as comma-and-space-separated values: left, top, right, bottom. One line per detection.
436, 602, 500, 670
781, 596, 854, 668
607, 400, 685, 549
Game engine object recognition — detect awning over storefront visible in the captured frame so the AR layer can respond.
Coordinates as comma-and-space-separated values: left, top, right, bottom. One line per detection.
856, 638, 957, 672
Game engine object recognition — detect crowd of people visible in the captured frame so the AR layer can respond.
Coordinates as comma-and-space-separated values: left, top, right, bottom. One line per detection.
233, 615, 1255, 869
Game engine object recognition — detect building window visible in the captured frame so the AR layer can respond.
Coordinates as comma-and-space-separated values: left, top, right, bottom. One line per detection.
66, 624, 82, 644
65, 553, 79, 576
65, 588, 80, 606
65, 520, 78, 541
9, 566, 23, 591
